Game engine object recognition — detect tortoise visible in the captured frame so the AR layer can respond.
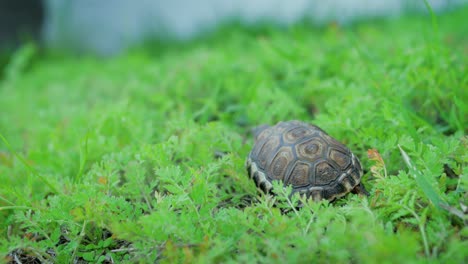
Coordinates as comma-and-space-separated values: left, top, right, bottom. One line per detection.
246, 120, 368, 201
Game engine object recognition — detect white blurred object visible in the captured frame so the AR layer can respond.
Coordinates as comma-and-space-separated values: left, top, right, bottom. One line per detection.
43, 0, 467, 55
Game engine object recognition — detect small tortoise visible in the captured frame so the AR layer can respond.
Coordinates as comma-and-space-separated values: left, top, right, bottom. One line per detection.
246, 120, 368, 201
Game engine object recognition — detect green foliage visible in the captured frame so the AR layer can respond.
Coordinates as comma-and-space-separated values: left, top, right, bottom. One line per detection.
1, 7, 467, 263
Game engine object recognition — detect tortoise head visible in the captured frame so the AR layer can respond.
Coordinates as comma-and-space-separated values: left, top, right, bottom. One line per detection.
252, 124, 271, 141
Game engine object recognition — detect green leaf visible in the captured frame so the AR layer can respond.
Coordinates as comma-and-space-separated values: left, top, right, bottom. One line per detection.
398, 145, 445, 209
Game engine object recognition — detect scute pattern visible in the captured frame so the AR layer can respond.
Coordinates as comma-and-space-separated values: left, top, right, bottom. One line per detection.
269, 147, 293, 180
314, 161, 339, 185
296, 137, 326, 161
255, 125, 273, 142
287, 162, 311, 187
329, 148, 351, 169
256, 136, 280, 169
247, 120, 364, 201
284, 126, 312, 143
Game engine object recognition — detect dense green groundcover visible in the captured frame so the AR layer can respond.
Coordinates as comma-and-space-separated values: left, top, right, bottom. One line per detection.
0, 7, 467, 264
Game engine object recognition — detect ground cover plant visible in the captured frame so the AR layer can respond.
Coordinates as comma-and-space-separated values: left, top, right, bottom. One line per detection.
0, 6, 467, 264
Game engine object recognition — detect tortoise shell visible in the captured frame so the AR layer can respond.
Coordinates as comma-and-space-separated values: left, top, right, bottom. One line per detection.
246, 120, 367, 201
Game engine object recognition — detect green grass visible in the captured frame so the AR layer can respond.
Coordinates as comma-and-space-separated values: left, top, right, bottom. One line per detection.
1, 7, 467, 263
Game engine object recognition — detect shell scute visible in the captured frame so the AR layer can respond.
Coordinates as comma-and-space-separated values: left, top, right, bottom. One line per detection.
295, 137, 326, 162
247, 120, 365, 201
269, 147, 293, 180
329, 148, 351, 169
286, 161, 311, 187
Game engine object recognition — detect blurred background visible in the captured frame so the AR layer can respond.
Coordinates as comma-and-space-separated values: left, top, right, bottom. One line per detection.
1, 0, 467, 56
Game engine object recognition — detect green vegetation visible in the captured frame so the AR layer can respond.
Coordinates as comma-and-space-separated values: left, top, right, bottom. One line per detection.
1, 7, 467, 263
